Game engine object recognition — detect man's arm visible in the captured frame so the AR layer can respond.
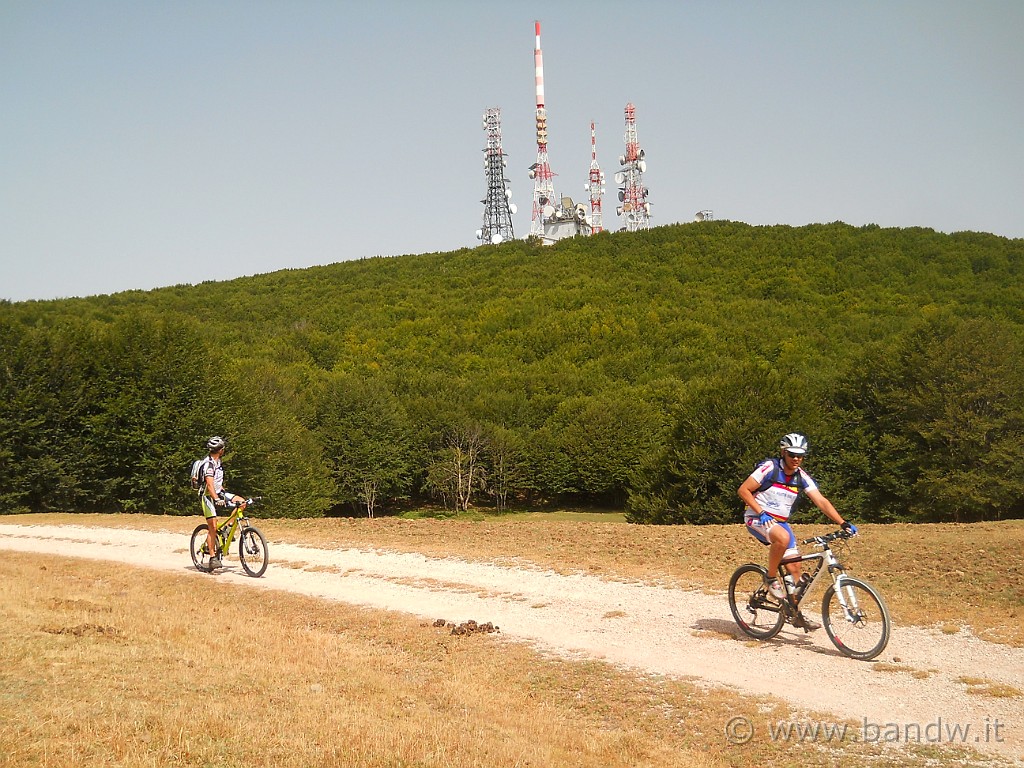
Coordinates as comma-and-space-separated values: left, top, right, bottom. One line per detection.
806, 488, 846, 526
205, 473, 220, 503
738, 475, 763, 514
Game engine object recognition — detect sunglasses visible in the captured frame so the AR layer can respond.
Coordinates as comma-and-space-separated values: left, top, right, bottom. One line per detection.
785, 451, 806, 460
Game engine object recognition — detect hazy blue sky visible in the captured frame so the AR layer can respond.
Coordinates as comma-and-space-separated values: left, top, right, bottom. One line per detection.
2, 1, 1022, 301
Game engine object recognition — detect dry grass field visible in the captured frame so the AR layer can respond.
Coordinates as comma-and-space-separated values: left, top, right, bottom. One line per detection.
1, 513, 1021, 767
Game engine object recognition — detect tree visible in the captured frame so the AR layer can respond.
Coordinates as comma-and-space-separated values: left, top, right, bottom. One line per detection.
314, 374, 417, 517
533, 391, 666, 505
626, 361, 829, 524
483, 425, 527, 511
426, 425, 488, 513
834, 316, 1024, 522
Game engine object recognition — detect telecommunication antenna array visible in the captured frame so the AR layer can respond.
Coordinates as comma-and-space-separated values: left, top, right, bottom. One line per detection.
586, 120, 605, 233
615, 103, 651, 232
528, 20, 556, 237
476, 107, 516, 245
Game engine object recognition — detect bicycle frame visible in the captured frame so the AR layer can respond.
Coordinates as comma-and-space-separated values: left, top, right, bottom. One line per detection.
783, 532, 861, 623
213, 503, 249, 556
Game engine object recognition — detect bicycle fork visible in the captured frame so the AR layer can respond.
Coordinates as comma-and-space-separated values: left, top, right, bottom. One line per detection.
830, 571, 864, 624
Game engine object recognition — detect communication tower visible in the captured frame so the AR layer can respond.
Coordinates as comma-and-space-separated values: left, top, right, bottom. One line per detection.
528, 21, 556, 237
586, 120, 605, 234
614, 103, 651, 231
476, 107, 516, 245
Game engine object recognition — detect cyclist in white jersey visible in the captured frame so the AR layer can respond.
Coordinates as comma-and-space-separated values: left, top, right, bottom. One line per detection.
199, 436, 247, 572
738, 433, 855, 630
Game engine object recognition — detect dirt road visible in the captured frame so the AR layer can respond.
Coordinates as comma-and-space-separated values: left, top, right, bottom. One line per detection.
2, 522, 1021, 763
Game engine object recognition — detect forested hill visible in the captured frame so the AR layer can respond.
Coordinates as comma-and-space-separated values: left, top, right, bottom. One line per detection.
2, 221, 1023, 523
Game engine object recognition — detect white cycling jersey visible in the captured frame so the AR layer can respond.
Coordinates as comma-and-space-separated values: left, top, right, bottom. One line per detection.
202, 456, 225, 497
744, 459, 818, 522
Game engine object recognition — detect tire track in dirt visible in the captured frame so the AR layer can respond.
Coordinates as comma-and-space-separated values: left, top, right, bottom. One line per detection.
2, 523, 1022, 763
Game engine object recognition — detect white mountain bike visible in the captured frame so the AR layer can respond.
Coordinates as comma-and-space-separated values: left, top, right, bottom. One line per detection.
728, 528, 891, 660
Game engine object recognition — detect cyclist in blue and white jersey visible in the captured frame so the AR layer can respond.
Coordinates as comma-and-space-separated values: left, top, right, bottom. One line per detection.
199, 436, 247, 572
738, 433, 855, 630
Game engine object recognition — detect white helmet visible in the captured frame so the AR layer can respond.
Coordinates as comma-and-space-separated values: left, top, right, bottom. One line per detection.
206, 435, 226, 453
780, 433, 809, 455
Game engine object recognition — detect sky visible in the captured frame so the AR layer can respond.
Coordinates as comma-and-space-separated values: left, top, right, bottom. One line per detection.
2, 1, 1022, 302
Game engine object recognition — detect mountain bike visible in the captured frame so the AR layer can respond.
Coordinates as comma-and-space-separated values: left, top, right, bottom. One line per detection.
190, 497, 269, 577
728, 529, 891, 660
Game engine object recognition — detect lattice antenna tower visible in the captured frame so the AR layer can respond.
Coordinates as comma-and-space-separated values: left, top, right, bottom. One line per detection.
615, 102, 651, 231
476, 107, 516, 245
528, 20, 556, 237
586, 120, 605, 233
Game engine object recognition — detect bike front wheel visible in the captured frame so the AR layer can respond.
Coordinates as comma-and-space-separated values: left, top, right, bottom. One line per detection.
729, 563, 786, 640
238, 526, 269, 577
822, 577, 891, 660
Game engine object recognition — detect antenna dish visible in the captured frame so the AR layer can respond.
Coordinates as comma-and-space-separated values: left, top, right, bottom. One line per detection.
542, 204, 555, 218
694, 211, 705, 222
638, 160, 647, 173
509, 203, 518, 214
614, 172, 625, 184
491, 233, 503, 245
476, 229, 483, 239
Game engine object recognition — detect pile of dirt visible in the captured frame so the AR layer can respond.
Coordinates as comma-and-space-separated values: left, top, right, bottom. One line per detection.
433, 618, 500, 636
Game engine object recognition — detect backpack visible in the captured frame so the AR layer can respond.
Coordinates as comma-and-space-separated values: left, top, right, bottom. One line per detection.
189, 458, 209, 492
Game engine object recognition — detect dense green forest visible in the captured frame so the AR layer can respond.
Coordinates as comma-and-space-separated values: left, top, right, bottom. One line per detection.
2, 221, 1022, 523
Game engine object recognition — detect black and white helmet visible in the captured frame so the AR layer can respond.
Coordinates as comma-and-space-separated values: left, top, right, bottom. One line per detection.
206, 435, 226, 453
780, 433, 809, 455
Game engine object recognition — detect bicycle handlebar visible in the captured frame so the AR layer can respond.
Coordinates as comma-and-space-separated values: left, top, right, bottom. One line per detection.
800, 529, 855, 547
225, 496, 261, 510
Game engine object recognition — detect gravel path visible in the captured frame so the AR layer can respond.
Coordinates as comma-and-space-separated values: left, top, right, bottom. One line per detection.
2, 523, 1022, 764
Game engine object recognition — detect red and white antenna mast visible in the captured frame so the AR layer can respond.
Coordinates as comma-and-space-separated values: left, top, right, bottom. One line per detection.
528, 20, 556, 238
615, 103, 651, 232
586, 120, 605, 234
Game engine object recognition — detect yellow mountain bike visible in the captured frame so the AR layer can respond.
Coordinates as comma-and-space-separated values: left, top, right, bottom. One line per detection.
190, 497, 269, 577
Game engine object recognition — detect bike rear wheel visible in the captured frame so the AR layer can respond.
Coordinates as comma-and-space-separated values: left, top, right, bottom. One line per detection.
822, 577, 891, 660
238, 526, 269, 578
729, 563, 786, 640
190, 524, 215, 572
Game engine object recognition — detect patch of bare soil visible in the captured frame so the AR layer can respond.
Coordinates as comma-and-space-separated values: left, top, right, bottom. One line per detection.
2, 523, 1021, 764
